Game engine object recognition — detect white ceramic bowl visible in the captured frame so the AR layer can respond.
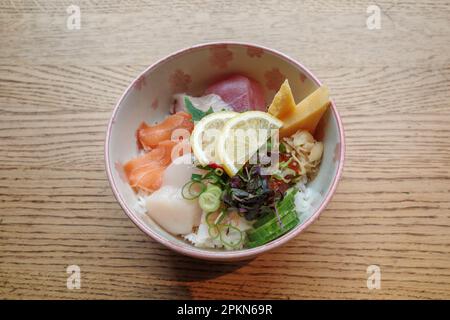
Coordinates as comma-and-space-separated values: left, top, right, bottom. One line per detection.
105, 42, 345, 261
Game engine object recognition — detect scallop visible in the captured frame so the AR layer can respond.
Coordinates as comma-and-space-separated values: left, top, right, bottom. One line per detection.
162, 153, 205, 188
146, 185, 202, 235
145, 153, 206, 235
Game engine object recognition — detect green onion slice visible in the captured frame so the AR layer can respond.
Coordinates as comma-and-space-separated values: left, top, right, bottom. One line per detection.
208, 225, 220, 239
199, 191, 221, 213
214, 210, 227, 225
205, 211, 218, 227
181, 181, 206, 200
219, 224, 243, 248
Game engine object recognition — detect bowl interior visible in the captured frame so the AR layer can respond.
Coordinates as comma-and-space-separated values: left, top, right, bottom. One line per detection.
106, 43, 343, 259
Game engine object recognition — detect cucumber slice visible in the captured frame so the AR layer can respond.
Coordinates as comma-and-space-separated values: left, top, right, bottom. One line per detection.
252, 188, 297, 229
246, 216, 299, 248
246, 187, 299, 248
247, 210, 298, 243
252, 212, 276, 229
248, 209, 296, 239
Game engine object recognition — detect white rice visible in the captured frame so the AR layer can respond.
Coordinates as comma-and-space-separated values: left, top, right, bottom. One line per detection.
134, 192, 150, 217
295, 176, 320, 223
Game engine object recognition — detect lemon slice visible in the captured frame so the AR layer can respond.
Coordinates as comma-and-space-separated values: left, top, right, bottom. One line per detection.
191, 111, 237, 165
216, 111, 284, 176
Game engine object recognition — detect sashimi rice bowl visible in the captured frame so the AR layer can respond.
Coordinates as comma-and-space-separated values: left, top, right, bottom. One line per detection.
105, 43, 344, 261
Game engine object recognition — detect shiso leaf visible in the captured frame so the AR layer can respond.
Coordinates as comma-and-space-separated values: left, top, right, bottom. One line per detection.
185, 97, 214, 122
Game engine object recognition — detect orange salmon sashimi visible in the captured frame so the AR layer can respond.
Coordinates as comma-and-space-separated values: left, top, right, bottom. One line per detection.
127, 162, 165, 191
135, 166, 166, 192
124, 140, 184, 193
137, 112, 194, 150
123, 148, 166, 177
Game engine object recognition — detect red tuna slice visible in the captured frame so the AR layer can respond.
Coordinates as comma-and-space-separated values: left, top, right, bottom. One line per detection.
204, 74, 266, 112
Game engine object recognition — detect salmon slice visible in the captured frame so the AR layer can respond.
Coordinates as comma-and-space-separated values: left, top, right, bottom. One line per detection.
127, 162, 164, 188
123, 148, 166, 178
125, 112, 194, 193
129, 164, 166, 192
136, 167, 166, 193
154, 140, 188, 166
124, 140, 182, 193
137, 112, 194, 150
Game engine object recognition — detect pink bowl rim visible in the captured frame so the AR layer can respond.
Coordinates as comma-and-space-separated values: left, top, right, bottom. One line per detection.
104, 41, 345, 261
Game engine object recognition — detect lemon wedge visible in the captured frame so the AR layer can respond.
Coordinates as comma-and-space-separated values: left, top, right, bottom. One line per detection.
191, 111, 237, 165
216, 111, 283, 176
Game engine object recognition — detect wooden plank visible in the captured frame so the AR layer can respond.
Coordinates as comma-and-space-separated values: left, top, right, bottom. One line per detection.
0, 1, 449, 67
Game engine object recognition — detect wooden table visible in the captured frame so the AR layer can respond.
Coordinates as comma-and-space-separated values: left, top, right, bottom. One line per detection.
1, 0, 449, 299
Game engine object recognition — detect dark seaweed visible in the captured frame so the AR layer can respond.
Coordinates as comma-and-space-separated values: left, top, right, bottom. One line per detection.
223, 164, 281, 221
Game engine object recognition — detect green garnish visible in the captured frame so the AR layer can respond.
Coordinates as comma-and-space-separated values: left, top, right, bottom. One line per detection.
205, 211, 217, 227
208, 225, 220, 239
245, 188, 299, 247
214, 210, 227, 225
219, 224, 244, 248
199, 184, 222, 212
247, 211, 298, 243
202, 168, 226, 185
203, 171, 220, 183
185, 97, 214, 122
279, 157, 293, 169
273, 174, 290, 183
181, 181, 206, 200
191, 173, 203, 182
246, 217, 299, 248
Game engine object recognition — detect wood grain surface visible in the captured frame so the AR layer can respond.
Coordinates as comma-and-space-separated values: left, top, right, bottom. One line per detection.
1, 0, 449, 299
